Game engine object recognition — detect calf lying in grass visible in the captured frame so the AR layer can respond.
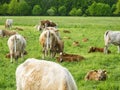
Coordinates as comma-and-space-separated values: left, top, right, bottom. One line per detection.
56, 52, 84, 62
0, 30, 17, 37
85, 69, 107, 81
88, 46, 111, 53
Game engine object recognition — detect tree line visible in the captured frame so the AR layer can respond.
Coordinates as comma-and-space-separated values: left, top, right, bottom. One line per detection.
0, 0, 120, 16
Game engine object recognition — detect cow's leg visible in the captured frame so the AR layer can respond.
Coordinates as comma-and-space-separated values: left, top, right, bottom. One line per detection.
42, 48, 45, 59
117, 46, 120, 53
10, 53, 13, 63
104, 45, 108, 54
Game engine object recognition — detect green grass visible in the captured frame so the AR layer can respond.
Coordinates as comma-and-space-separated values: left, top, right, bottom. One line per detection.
0, 16, 120, 90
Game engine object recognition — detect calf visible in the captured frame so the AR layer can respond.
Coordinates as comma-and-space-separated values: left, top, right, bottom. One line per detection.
16, 58, 77, 90
56, 52, 84, 62
40, 20, 57, 30
5, 19, 13, 29
85, 69, 107, 81
0, 30, 17, 37
88, 46, 111, 53
7, 34, 26, 63
104, 30, 120, 54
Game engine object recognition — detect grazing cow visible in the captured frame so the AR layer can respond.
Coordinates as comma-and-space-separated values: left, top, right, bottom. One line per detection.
56, 52, 84, 62
40, 20, 57, 30
7, 34, 26, 63
0, 30, 17, 37
14, 27, 23, 31
63, 30, 71, 33
85, 69, 107, 81
39, 29, 63, 59
88, 46, 111, 53
82, 38, 89, 42
5, 19, 13, 29
16, 58, 77, 90
104, 30, 120, 54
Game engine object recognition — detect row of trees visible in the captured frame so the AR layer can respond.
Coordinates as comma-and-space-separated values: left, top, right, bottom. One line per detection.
0, 0, 120, 16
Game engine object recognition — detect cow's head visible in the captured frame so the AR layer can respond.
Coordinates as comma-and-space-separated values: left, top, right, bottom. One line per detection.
95, 70, 107, 81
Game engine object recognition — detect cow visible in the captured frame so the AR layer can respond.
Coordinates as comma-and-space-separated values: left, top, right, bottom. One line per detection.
104, 30, 120, 54
39, 29, 63, 59
14, 27, 23, 31
7, 34, 26, 63
16, 58, 77, 90
5, 19, 13, 29
63, 30, 71, 33
56, 52, 84, 62
40, 20, 57, 30
85, 69, 107, 81
72, 41, 80, 46
0, 30, 17, 37
88, 46, 111, 53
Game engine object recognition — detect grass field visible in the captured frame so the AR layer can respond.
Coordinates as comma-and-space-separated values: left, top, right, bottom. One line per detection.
0, 16, 120, 90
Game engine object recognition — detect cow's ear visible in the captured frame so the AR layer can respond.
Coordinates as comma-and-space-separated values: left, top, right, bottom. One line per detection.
103, 70, 107, 74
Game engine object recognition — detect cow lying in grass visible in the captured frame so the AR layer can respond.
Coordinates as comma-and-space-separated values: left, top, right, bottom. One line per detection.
0, 30, 17, 37
7, 34, 26, 63
56, 52, 84, 62
6, 51, 27, 58
16, 58, 77, 90
85, 69, 107, 81
88, 46, 111, 53
104, 30, 120, 54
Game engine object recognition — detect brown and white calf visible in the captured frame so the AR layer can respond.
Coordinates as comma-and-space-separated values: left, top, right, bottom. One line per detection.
104, 30, 120, 54
88, 46, 111, 53
16, 58, 77, 90
85, 69, 107, 81
5, 19, 13, 29
56, 52, 84, 62
7, 34, 26, 63
40, 20, 57, 30
0, 30, 17, 37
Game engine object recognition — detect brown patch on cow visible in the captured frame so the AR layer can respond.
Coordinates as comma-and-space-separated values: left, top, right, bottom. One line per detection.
88, 46, 111, 53
82, 38, 89, 42
63, 30, 71, 33
85, 69, 107, 81
56, 52, 84, 62
72, 41, 80, 46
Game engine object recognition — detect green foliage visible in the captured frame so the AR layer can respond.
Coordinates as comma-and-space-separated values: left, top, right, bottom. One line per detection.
69, 8, 83, 16
18, 0, 30, 16
87, 2, 111, 16
0, 3, 9, 15
32, 5, 42, 16
114, 0, 120, 15
58, 6, 66, 16
47, 7, 56, 16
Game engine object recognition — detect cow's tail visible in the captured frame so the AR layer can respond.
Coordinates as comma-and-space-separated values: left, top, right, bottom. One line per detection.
14, 35, 17, 53
46, 31, 50, 50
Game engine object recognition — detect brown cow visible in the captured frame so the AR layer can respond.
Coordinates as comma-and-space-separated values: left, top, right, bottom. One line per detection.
63, 30, 71, 33
88, 46, 111, 53
85, 69, 107, 81
56, 52, 84, 62
0, 30, 17, 37
40, 20, 57, 30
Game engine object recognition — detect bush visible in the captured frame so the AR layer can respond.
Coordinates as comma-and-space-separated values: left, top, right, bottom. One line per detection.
0, 3, 9, 15
87, 2, 111, 16
58, 6, 66, 16
32, 5, 42, 16
47, 7, 56, 16
69, 8, 82, 16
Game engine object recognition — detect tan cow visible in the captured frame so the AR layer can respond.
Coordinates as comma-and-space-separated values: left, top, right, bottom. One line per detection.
56, 52, 84, 62
16, 58, 77, 90
0, 30, 17, 37
7, 34, 26, 63
85, 69, 107, 81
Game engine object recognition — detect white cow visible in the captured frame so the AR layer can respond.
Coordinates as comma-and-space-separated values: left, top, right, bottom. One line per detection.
104, 30, 120, 54
16, 58, 77, 90
5, 19, 13, 29
7, 34, 26, 63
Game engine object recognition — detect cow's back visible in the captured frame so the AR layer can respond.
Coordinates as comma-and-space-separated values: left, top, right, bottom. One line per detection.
16, 58, 77, 90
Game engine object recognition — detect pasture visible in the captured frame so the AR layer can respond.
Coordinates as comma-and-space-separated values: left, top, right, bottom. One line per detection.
0, 16, 120, 90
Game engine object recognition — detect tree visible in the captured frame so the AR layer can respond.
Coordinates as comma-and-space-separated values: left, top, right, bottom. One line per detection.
32, 5, 42, 16
114, 0, 120, 15
58, 6, 66, 16
0, 3, 9, 15
47, 7, 56, 16
69, 8, 77, 16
